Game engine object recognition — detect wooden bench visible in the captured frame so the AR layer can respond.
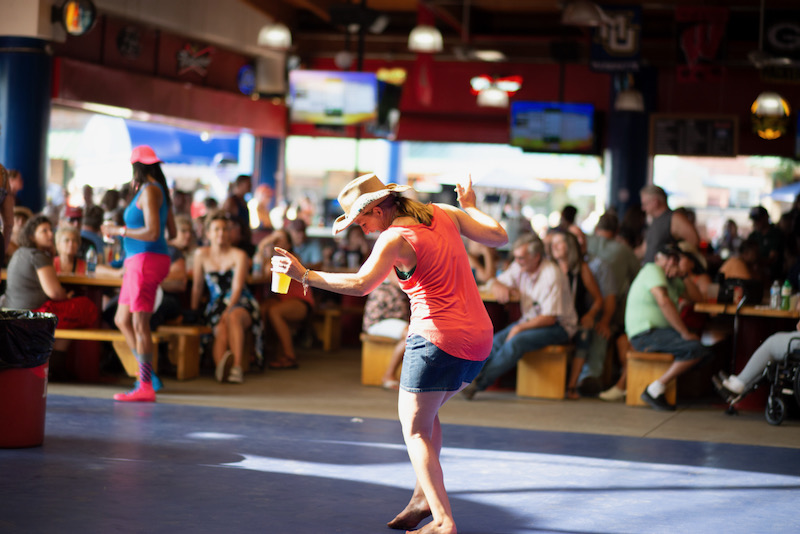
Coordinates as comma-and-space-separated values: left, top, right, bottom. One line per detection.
158, 324, 212, 380
360, 333, 401, 386
625, 351, 676, 407
516, 345, 573, 399
54, 326, 211, 381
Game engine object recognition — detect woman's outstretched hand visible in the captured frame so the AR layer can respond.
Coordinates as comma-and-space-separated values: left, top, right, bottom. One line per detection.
272, 247, 306, 281
455, 175, 476, 210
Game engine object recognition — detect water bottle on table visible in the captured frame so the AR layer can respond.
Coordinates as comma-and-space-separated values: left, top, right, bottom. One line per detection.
86, 247, 97, 275
770, 280, 781, 309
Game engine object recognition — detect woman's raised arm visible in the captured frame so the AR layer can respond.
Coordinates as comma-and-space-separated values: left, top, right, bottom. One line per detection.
440, 176, 507, 248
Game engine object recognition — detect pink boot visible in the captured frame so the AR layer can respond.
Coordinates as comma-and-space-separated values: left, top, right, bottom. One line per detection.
113, 382, 156, 402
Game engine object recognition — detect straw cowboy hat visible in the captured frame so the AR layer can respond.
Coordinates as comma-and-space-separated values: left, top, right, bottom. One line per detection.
332, 173, 412, 234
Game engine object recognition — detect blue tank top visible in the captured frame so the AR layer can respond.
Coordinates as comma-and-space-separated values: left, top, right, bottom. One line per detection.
123, 182, 169, 258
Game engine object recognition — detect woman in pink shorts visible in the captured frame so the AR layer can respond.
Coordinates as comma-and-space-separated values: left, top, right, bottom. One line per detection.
103, 145, 176, 402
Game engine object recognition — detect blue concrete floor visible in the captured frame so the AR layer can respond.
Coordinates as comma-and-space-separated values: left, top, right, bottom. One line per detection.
2, 395, 800, 534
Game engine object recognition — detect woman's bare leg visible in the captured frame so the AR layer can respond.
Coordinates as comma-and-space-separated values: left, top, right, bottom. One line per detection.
227, 307, 252, 368
267, 299, 307, 361
391, 386, 463, 534
212, 320, 230, 366
114, 304, 136, 352
382, 332, 408, 385
132, 311, 153, 358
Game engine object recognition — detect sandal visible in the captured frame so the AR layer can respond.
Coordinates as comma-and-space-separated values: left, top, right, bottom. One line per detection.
268, 357, 299, 370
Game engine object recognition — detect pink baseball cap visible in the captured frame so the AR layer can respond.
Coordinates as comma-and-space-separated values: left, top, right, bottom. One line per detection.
130, 145, 162, 165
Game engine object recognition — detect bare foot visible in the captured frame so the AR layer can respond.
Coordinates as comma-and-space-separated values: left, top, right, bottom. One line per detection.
405, 518, 456, 534
387, 498, 431, 530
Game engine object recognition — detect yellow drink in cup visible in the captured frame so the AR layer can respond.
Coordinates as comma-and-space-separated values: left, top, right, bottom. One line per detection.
271, 272, 291, 294
271, 256, 291, 294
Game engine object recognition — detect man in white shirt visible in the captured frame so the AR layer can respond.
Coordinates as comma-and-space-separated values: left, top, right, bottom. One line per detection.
463, 233, 578, 400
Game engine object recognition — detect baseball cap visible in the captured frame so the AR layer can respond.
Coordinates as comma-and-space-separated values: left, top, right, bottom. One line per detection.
130, 145, 162, 165
64, 205, 83, 219
677, 241, 707, 274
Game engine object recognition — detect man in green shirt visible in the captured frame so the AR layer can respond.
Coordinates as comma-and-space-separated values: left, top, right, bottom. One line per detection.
625, 243, 709, 411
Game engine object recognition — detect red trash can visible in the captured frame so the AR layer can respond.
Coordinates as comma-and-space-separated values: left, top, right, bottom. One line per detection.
0, 363, 49, 448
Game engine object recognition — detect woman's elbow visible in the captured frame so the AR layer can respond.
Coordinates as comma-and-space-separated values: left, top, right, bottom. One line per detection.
489, 228, 508, 247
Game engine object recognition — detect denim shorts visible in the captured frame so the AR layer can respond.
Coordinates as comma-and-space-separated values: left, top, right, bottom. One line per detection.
400, 334, 487, 393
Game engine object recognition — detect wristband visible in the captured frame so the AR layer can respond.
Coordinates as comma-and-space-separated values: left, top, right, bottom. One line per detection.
120, 226, 127, 237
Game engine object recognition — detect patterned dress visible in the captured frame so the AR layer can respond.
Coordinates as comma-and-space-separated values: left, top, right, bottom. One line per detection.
203, 269, 263, 366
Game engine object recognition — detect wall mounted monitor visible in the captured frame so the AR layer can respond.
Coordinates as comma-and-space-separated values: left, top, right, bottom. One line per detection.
509, 101, 596, 154
289, 70, 378, 126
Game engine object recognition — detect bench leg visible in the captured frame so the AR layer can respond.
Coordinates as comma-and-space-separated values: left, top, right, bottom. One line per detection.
172, 335, 201, 381
320, 315, 341, 352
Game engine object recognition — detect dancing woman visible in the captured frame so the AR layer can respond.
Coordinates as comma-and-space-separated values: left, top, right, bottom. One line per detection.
273, 173, 507, 534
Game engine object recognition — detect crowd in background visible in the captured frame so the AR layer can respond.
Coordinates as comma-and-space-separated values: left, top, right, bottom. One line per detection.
2, 164, 800, 402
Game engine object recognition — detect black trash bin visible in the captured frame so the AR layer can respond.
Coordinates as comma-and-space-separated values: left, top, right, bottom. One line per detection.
0, 310, 58, 448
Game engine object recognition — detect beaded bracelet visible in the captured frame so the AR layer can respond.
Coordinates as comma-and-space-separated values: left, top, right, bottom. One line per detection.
302, 268, 310, 295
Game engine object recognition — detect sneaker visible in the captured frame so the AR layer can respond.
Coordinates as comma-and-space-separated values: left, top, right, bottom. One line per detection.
114, 383, 156, 403
723, 374, 745, 395
712, 375, 742, 404
228, 366, 244, 384
599, 385, 626, 402
640, 389, 676, 411
461, 382, 479, 401
215, 351, 232, 382
134, 373, 163, 393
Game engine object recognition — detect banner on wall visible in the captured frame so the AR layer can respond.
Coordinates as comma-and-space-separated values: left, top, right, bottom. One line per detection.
675, 6, 729, 83
590, 5, 641, 73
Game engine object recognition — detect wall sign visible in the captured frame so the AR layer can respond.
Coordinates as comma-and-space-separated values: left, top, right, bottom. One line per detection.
177, 44, 214, 77
116, 26, 142, 60
55, 0, 97, 37
650, 114, 738, 157
238, 65, 256, 96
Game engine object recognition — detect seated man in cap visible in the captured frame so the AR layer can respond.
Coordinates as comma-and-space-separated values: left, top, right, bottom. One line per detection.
625, 243, 710, 411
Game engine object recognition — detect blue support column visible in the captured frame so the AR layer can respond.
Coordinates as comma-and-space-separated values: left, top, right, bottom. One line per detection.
606, 69, 656, 218
607, 111, 648, 217
256, 136, 281, 190
386, 140, 402, 185
0, 37, 52, 212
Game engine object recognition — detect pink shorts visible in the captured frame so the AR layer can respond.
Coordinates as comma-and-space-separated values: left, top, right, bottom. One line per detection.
119, 253, 171, 313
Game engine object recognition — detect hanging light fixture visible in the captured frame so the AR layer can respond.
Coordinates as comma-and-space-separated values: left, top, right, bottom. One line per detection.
258, 22, 292, 50
561, 0, 607, 27
614, 88, 644, 112
408, 24, 443, 53
477, 86, 509, 108
751, 92, 791, 140
614, 73, 644, 112
471, 74, 520, 108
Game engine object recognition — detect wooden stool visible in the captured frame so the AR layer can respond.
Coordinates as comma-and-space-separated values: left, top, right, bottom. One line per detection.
625, 351, 676, 406
314, 308, 342, 352
360, 333, 400, 386
516, 345, 572, 399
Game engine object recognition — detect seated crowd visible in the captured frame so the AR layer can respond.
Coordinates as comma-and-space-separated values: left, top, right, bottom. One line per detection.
2, 169, 800, 415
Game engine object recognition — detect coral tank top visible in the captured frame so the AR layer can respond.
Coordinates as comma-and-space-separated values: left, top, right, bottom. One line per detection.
389, 204, 493, 361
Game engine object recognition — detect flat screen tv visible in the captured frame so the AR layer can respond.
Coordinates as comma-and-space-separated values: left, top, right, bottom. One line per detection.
509, 101, 595, 154
289, 70, 378, 126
